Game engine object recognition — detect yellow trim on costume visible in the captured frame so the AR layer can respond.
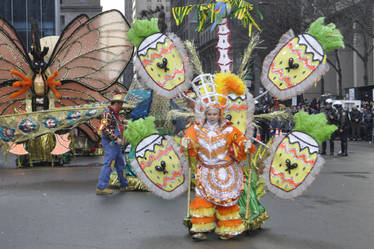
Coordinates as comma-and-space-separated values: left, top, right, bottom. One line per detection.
191, 222, 216, 233
215, 223, 245, 236
216, 211, 241, 221
322, 54, 327, 63
190, 207, 216, 217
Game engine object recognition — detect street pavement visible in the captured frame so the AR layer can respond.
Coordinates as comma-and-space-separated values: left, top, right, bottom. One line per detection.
0, 141, 373, 249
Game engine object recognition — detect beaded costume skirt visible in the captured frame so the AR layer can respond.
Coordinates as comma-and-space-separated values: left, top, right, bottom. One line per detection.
195, 162, 244, 207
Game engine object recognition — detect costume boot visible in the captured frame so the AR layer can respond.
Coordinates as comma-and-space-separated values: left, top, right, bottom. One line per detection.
96, 188, 114, 195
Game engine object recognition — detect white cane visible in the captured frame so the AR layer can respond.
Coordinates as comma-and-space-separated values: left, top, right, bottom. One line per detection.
183, 139, 192, 228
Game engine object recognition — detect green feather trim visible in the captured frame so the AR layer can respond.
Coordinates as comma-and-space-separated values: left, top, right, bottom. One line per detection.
127, 18, 160, 47
293, 111, 337, 145
124, 116, 158, 148
306, 17, 344, 52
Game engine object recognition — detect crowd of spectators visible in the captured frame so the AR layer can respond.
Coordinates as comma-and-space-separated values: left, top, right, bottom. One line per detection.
292, 98, 374, 143
254, 97, 374, 156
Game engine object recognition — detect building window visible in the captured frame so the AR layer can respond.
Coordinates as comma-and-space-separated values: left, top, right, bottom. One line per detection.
60, 15, 65, 27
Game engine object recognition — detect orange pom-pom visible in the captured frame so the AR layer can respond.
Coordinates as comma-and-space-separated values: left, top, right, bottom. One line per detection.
214, 73, 245, 97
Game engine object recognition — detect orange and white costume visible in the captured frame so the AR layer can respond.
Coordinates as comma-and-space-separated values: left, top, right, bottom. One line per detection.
183, 118, 255, 237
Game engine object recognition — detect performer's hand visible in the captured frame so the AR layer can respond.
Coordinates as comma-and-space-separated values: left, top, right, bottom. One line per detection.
244, 140, 252, 154
181, 137, 190, 149
122, 119, 128, 129
116, 137, 122, 145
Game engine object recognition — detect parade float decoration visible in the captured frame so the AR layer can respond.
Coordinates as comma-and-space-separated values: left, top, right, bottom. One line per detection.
261, 17, 345, 100
0, 10, 134, 164
127, 17, 193, 98
124, 116, 188, 199
263, 111, 337, 199
172, 0, 262, 73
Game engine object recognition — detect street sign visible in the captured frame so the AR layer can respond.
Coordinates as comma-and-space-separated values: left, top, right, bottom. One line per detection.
349, 88, 355, 100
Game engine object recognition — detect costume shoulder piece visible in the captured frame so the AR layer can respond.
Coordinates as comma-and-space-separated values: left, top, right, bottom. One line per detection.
261, 17, 344, 100
262, 111, 337, 199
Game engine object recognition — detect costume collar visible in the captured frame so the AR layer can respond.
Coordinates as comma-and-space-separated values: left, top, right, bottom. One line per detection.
196, 119, 232, 133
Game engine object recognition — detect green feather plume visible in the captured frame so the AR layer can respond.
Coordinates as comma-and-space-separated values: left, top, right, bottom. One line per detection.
293, 111, 337, 145
124, 116, 158, 148
306, 17, 344, 52
127, 18, 160, 47
238, 32, 262, 79
184, 40, 203, 75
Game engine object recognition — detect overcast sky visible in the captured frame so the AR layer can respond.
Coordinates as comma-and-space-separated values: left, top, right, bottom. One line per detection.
100, 0, 124, 13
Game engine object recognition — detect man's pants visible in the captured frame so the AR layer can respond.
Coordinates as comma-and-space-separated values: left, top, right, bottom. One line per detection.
322, 132, 336, 154
351, 122, 360, 139
97, 143, 127, 190
340, 131, 348, 154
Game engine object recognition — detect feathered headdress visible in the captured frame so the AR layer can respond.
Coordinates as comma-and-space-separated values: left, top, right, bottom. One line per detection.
214, 72, 245, 105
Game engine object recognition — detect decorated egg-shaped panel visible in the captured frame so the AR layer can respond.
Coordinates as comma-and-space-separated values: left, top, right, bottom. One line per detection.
225, 90, 255, 138
263, 131, 325, 199
131, 134, 188, 199
261, 30, 329, 100
135, 33, 192, 98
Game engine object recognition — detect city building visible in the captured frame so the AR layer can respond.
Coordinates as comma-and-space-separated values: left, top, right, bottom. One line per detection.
60, 0, 102, 32
125, 0, 171, 28
0, 0, 59, 50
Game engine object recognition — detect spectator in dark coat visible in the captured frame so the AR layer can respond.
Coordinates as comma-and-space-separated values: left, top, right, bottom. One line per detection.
350, 105, 361, 141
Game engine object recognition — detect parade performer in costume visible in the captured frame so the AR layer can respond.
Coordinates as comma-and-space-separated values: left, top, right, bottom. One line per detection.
181, 74, 254, 241
96, 91, 129, 195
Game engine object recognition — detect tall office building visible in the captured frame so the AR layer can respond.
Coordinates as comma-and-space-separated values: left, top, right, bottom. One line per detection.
0, 0, 58, 50
60, 0, 101, 31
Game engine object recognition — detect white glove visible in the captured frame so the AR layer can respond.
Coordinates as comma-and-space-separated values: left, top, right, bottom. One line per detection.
181, 137, 190, 149
244, 140, 252, 153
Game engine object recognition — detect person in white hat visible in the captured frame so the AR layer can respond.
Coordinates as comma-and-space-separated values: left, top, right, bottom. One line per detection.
96, 91, 128, 195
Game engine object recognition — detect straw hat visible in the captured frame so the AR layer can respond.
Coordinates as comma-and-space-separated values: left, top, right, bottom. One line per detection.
111, 91, 126, 103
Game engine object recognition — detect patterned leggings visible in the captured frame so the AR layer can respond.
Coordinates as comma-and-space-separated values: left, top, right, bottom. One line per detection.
190, 196, 245, 236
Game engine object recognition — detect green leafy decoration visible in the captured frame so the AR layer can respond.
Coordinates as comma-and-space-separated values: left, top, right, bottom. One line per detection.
124, 116, 158, 148
127, 18, 160, 47
306, 17, 344, 52
293, 111, 337, 145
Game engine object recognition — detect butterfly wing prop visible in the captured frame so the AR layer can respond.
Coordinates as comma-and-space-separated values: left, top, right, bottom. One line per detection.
0, 17, 33, 115
48, 10, 134, 91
